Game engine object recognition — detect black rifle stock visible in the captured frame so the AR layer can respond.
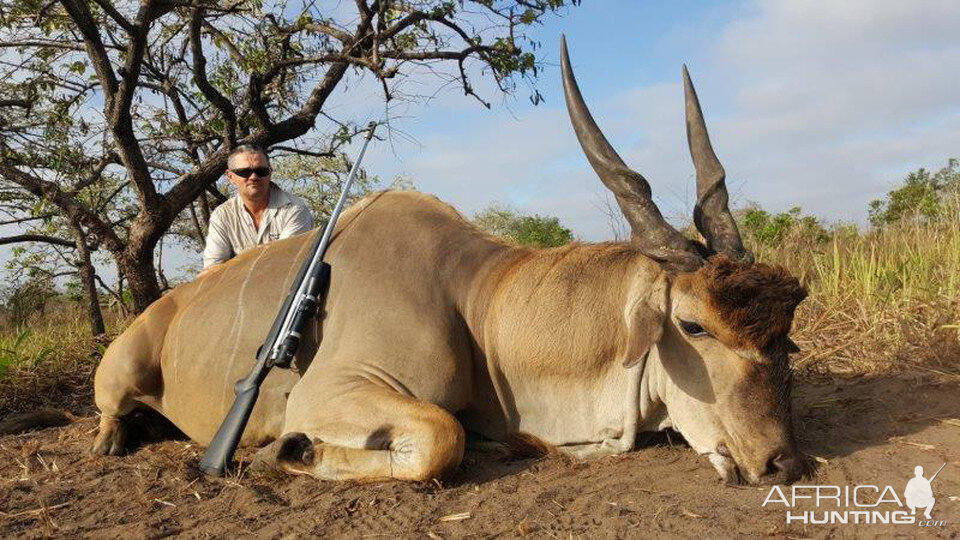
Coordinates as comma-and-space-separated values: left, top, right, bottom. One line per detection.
198, 123, 376, 477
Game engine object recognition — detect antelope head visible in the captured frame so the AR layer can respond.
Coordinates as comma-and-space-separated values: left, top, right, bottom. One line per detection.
561, 37, 807, 484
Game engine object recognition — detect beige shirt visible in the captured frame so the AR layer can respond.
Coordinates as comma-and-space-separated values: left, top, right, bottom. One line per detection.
203, 183, 313, 268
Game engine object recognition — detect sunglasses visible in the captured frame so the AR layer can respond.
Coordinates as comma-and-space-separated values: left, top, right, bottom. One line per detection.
230, 167, 271, 178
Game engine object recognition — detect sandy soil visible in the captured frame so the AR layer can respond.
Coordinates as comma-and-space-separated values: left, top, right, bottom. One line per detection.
1, 373, 958, 539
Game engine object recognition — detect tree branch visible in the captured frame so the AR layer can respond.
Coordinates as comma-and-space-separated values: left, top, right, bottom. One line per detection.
0, 234, 75, 248
201, 20, 246, 64
0, 214, 56, 226
190, 7, 237, 147
270, 145, 334, 158
90, 0, 134, 33
108, 0, 173, 211
0, 98, 33, 109
302, 22, 353, 44
0, 40, 86, 51
73, 152, 119, 191
59, 0, 118, 99
0, 160, 125, 254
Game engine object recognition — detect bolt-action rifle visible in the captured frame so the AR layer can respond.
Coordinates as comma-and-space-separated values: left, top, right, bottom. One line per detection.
199, 123, 378, 476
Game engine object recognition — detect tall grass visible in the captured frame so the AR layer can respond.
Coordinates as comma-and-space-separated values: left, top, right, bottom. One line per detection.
0, 301, 128, 413
750, 194, 960, 376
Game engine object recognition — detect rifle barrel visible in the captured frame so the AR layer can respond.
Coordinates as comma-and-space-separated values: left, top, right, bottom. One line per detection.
929, 462, 946, 483
198, 122, 378, 476
268, 123, 378, 362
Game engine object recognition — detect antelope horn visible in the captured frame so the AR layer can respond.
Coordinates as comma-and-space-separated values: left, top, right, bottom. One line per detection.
561, 36, 704, 271
682, 65, 753, 264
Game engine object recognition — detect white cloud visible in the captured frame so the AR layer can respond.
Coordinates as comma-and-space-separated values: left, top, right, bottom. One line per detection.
705, 0, 960, 221
366, 2, 960, 241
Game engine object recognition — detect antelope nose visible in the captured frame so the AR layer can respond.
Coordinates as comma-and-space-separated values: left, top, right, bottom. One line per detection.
767, 450, 802, 480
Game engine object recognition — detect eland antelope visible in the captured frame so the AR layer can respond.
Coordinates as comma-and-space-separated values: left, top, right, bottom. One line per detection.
92, 38, 806, 485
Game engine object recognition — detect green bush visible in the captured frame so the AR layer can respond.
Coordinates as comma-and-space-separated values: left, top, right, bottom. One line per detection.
739, 205, 830, 247
1, 276, 57, 328
474, 204, 574, 248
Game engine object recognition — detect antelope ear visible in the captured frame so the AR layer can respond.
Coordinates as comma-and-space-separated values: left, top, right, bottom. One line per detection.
623, 274, 669, 368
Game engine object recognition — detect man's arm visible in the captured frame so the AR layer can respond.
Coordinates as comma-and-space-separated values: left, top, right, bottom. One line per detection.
202, 211, 234, 269
278, 201, 314, 239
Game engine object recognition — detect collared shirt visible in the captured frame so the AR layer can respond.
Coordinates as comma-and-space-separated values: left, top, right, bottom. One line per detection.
202, 183, 313, 268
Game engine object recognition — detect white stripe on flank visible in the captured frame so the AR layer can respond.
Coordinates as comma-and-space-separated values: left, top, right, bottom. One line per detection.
171, 269, 229, 385
219, 248, 270, 413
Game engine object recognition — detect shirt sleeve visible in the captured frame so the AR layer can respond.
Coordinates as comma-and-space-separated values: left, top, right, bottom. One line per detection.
202, 210, 234, 268
279, 202, 314, 239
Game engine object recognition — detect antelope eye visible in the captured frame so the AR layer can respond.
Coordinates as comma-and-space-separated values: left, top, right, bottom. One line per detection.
679, 320, 708, 337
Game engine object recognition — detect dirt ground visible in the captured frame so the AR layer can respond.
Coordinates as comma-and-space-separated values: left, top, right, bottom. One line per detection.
1, 373, 958, 539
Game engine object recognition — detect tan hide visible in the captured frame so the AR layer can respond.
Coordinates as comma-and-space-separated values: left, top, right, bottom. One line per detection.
92, 191, 679, 480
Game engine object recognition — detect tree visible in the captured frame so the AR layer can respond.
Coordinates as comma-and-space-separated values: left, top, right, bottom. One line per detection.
0, 0, 579, 313
474, 204, 573, 248
869, 159, 960, 227
0, 206, 111, 335
270, 153, 414, 226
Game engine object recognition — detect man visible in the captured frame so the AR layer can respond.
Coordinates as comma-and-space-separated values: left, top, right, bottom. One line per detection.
905, 465, 936, 520
202, 144, 313, 270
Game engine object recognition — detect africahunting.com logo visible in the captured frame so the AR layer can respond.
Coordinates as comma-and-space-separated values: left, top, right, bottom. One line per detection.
763, 463, 947, 526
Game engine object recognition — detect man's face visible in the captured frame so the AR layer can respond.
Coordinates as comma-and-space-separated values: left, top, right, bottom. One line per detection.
227, 151, 271, 201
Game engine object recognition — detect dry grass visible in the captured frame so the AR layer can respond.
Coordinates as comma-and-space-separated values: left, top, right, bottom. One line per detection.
0, 302, 130, 414
752, 194, 960, 377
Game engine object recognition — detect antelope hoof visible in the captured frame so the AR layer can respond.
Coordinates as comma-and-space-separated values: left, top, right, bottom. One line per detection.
91, 416, 126, 456
251, 432, 316, 473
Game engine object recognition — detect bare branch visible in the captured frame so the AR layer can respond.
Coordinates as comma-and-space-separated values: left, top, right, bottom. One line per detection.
0, 214, 56, 226
90, 0, 134, 33
0, 40, 86, 51
200, 20, 246, 64
108, 0, 175, 210
59, 0, 118, 98
271, 145, 335, 159
0, 99, 33, 109
190, 7, 237, 147
206, 184, 227, 204
303, 22, 353, 44
0, 160, 125, 254
0, 234, 75, 248
73, 152, 119, 191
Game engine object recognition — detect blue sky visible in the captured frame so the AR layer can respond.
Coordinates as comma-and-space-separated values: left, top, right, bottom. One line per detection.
5, 1, 960, 282
335, 0, 960, 244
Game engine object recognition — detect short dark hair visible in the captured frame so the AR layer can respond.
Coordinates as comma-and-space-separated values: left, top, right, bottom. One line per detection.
227, 144, 269, 169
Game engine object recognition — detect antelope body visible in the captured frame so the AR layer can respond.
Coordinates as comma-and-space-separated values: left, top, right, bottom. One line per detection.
92, 39, 806, 485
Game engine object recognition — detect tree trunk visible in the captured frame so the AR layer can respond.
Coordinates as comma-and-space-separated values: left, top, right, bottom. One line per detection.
189, 199, 206, 242
156, 237, 170, 291
121, 203, 170, 313
200, 191, 211, 225
121, 249, 162, 313
68, 220, 106, 336
116, 262, 125, 300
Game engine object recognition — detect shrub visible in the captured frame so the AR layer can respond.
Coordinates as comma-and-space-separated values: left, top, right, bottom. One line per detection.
1, 276, 57, 328
474, 204, 574, 248
739, 205, 830, 247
